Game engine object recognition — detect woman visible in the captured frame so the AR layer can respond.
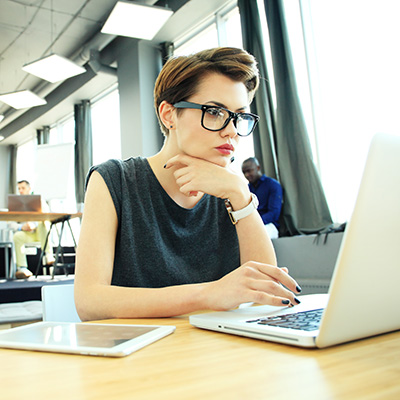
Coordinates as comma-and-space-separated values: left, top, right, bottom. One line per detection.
75, 47, 301, 321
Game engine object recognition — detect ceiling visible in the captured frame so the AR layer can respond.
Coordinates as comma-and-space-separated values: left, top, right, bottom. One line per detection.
0, 0, 121, 145
0, 0, 233, 146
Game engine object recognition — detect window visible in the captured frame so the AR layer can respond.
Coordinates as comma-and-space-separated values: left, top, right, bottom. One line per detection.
223, 7, 243, 48
49, 115, 75, 145
283, 0, 400, 222
16, 139, 36, 187
174, 23, 218, 56
174, 4, 254, 174
91, 86, 121, 165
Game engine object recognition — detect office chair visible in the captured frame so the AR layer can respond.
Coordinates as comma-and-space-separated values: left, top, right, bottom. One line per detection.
41, 284, 81, 322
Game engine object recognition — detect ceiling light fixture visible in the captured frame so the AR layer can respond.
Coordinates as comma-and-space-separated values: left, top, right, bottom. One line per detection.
22, 1, 86, 84
22, 54, 86, 83
101, 1, 173, 40
0, 114, 4, 123
0, 90, 47, 110
0, 136, 4, 142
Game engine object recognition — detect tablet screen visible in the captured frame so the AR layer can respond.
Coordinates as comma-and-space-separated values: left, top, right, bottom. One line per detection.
8, 323, 157, 348
0, 322, 175, 357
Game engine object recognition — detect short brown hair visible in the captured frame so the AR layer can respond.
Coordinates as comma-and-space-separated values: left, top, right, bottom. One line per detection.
154, 47, 259, 135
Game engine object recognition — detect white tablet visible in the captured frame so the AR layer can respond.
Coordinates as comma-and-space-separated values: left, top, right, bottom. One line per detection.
0, 321, 175, 357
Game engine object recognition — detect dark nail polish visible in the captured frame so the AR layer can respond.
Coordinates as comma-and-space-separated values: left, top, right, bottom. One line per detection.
294, 297, 301, 304
281, 299, 290, 305
296, 285, 302, 293
163, 164, 167, 169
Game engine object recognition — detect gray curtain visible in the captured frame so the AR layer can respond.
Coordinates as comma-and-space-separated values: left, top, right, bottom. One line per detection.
74, 100, 93, 205
7, 145, 17, 194
37, 125, 50, 145
238, 0, 332, 235
238, 0, 279, 182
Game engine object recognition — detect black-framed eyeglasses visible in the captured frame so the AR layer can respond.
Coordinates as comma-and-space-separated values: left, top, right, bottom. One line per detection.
173, 101, 259, 137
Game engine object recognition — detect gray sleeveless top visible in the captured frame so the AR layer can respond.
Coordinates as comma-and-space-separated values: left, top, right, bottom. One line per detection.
86, 157, 240, 288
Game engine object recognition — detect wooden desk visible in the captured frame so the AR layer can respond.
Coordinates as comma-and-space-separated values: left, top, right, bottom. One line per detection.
0, 316, 399, 399
0, 211, 82, 223
0, 212, 81, 279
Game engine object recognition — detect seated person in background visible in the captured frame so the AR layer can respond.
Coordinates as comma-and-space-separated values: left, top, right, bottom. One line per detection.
10, 180, 54, 279
75, 47, 302, 321
241, 157, 282, 239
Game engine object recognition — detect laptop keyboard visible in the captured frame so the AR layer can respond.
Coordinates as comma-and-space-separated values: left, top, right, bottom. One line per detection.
246, 308, 324, 331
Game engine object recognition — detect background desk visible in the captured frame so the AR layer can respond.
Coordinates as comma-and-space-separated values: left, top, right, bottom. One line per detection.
0, 211, 82, 223
0, 315, 399, 399
0, 212, 81, 281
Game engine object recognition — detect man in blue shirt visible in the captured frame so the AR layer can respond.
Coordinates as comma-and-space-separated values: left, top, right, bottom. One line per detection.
241, 157, 283, 239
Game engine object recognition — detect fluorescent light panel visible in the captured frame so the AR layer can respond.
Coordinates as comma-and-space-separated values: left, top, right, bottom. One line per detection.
0, 114, 4, 123
101, 1, 173, 40
22, 54, 86, 83
0, 90, 47, 109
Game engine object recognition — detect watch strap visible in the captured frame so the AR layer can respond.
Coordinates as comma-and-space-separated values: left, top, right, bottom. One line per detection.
224, 193, 259, 225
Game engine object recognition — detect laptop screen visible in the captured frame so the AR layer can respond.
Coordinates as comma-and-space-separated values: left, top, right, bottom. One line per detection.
7, 194, 42, 212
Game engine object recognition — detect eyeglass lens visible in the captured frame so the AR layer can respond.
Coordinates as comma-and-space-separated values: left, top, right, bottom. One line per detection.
203, 107, 255, 136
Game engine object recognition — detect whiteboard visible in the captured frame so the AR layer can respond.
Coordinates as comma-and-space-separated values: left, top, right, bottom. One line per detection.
34, 143, 74, 200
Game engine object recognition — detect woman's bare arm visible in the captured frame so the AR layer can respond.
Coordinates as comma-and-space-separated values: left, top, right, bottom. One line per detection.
74, 171, 210, 320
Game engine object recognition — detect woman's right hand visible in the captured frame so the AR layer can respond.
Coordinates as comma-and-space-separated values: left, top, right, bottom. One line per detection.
202, 261, 302, 311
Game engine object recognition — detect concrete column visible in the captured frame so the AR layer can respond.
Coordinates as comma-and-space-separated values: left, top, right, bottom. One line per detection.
0, 146, 12, 208
117, 39, 163, 159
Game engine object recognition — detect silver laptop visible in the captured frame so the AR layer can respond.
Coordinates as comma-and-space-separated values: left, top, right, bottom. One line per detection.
7, 194, 42, 212
190, 133, 400, 348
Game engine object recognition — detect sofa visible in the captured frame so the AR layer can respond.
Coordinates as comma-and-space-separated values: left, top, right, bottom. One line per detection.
272, 232, 344, 295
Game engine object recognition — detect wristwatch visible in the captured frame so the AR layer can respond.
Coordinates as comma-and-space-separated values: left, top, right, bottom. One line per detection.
224, 193, 259, 225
